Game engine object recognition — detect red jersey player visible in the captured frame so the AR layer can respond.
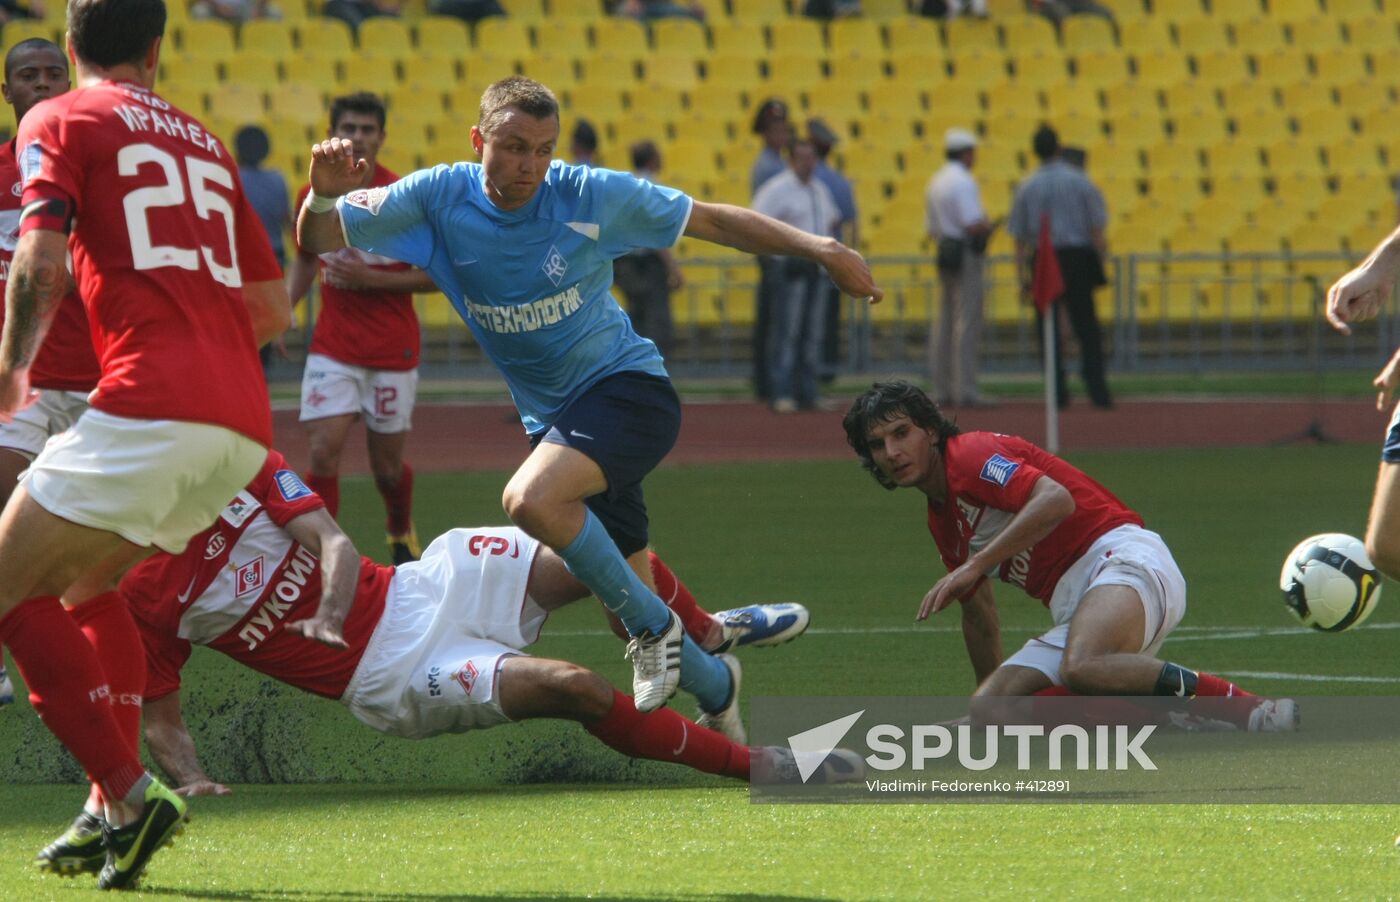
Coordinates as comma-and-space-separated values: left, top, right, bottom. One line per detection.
843, 380, 1296, 731
0, 0, 290, 890
285, 92, 434, 564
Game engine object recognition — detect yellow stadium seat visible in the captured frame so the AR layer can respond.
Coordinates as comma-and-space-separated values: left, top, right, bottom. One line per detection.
1013, 50, 1068, 88
565, 83, 626, 122
578, 54, 639, 87
160, 83, 209, 118
1205, 139, 1263, 177
709, 20, 767, 57
689, 82, 747, 119
1332, 0, 1380, 16
829, 18, 885, 57
1293, 107, 1353, 146
979, 111, 1035, 148
161, 54, 222, 90
611, 113, 669, 151
948, 50, 1007, 86
1098, 0, 1146, 20
475, 18, 532, 57
296, 18, 355, 57
732, 0, 790, 22
645, 56, 701, 92
1360, 106, 1400, 140
224, 51, 281, 89
1336, 80, 1395, 118
400, 54, 460, 88
1133, 49, 1190, 91
281, 55, 342, 93
1165, 227, 1227, 280
1252, 48, 1308, 87
975, 141, 1024, 180
1091, 141, 1143, 177
413, 16, 472, 55
1144, 141, 1200, 174
1102, 81, 1158, 116
551, 0, 601, 17
1219, 81, 1274, 115
1193, 50, 1248, 87
1331, 173, 1390, 214
887, 49, 949, 86
533, 20, 589, 58
239, 19, 295, 58
878, 80, 935, 117
1161, 82, 1218, 115
668, 111, 730, 145
855, 111, 916, 145
661, 139, 720, 179
1000, 14, 1057, 52
1110, 220, 1166, 254
207, 82, 266, 121
1272, 0, 1324, 18
983, 79, 1041, 118
1061, 16, 1115, 54
1097, 172, 1141, 211
1149, 0, 1206, 23
1343, 16, 1400, 53
1232, 109, 1290, 146
1326, 136, 1383, 175
359, 18, 413, 57
1266, 138, 1321, 175
652, 18, 709, 61
590, 17, 650, 57
1174, 18, 1230, 54
1073, 49, 1131, 88
383, 85, 443, 125
340, 55, 399, 90
885, 16, 944, 57
1044, 83, 1101, 119
1312, 47, 1367, 86
518, 55, 576, 87
806, 79, 866, 120
945, 17, 999, 52
1269, 173, 1330, 213
702, 53, 764, 89
863, 0, 912, 18
838, 139, 903, 181
498, 0, 544, 18
827, 53, 886, 90
1277, 81, 1336, 117
764, 55, 824, 94
769, 18, 826, 60
1211, 172, 1268, 208
1171, 110, 1228, 148
268, 84, 332, 130
1209, 0, 1265, 24
179, 20, 237, 58
1230, 18, 1286, 54
1190, 194, 1249, 235
1117, 18, 1172, 55
1106, 109, 1166, 148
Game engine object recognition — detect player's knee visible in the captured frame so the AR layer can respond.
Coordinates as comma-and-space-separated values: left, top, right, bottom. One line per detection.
1058, 654, 1101, 695
1365, 533, 1400, 582
549, 663, 613, 720
502, 484, 547, 532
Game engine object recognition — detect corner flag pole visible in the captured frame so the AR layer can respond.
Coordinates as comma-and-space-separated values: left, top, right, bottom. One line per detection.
1043, 312, 1059, 453
1032, 214, 1065, 454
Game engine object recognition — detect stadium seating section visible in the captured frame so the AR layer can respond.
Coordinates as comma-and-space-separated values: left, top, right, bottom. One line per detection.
6, 0, 1395, 326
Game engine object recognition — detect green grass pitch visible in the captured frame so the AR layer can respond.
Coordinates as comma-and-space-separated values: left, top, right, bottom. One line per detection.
2, 442, 1399, 899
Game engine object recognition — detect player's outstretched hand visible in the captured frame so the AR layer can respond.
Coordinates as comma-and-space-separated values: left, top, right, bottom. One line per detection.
176, 780, 232, 798
308, 137, 369, 200
1326, 259, 1393, 335
286, 613, 349, 649
1375, 346, 1400, 411
917, 564, 981, 621
820, 241, 884, 305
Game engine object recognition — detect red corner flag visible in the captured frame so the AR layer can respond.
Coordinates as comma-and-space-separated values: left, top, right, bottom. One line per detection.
1031, 213, 1064, 314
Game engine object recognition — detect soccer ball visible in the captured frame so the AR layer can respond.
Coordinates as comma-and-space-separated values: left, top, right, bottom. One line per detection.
1279, 533, 1382, 632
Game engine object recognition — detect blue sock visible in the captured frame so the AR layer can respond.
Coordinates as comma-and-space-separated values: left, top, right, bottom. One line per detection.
681, 636, 732, 714
557, 511, 670, 635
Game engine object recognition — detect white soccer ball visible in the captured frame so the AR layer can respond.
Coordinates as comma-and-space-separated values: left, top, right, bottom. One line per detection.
1279, 533, 1382, 632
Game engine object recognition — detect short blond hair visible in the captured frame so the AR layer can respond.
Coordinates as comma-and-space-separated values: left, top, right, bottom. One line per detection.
479, 76, 559, 138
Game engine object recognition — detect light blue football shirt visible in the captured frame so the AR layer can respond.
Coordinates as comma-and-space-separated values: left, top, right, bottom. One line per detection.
337, 160, 693, 434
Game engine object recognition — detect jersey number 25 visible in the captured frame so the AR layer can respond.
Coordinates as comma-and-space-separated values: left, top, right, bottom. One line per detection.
120, 143, 242, 289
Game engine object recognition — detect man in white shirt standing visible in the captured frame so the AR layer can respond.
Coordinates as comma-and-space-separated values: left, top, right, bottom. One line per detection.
753, 138, 841, 413
926, 127, 994, 408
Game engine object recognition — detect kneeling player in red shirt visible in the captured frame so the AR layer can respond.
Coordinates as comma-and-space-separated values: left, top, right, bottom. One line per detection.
843, 380, 1296, 731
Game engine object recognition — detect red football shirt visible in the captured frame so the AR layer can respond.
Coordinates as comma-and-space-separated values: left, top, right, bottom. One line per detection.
926, 432, 1144, 605
124, 450, 393, 701
0, 139, 99, 391
17, 80, 280, 445
295, 165, 419, 371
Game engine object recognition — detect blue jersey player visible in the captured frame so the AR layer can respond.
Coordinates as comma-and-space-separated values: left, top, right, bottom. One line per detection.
297, 77, 882, 732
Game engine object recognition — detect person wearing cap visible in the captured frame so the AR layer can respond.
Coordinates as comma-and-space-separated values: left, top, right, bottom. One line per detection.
926, 127, 994, 408
808, 117, 858, 384
750, 98, 793, 401
1008, 124, 1112, 410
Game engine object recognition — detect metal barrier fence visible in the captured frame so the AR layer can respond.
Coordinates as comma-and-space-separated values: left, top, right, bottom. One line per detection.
271, 251, 1400, 387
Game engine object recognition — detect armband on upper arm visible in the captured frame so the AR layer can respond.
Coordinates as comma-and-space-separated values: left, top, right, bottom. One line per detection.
19, 197, 74, 235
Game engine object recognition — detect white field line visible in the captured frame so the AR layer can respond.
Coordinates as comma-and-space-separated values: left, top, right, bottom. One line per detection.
544, 622, 1400, 640
1217, 670, 1400, 684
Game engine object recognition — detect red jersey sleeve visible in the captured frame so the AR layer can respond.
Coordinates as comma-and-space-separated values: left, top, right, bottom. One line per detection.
235, 185, 282, 283
946, 432, 1048, 513
15, 101, 80, 233
249, 449, 326, 525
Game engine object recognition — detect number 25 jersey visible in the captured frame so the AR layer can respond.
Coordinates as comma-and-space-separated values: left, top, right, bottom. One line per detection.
16, 79, 280, 446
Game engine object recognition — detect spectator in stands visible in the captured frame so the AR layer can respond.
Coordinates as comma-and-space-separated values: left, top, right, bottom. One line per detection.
750, 97, 791, 402
429, 0, 503, 25
322, 0, 401, 33
0, 0, 42, 22
1009, 125, 1113, 410
613, 0, 705, 22
752, 138, 842, 414
802, 0, 862, 17
613, 141, 682, 359
570, 119, 600, 167
191, 0, 280, 20
808, 117, 857, 384
926, 127, 995, 409
235, 125, 291, 272
1026, 0, 1114, 28
918, 0, 987, 17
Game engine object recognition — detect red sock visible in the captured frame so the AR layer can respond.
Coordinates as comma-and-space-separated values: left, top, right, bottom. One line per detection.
648, 552, 718, 645
1193, 672, 1255, 698
1029, 687, 1166, 727
69, 591, 145, 756
0, 597, 145, 801
305, 472, 340, 518
585, 689, 749, 779
375, 461, 414, 536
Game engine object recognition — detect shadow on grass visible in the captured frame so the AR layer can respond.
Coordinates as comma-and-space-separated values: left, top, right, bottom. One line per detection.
140, 889, 823, 902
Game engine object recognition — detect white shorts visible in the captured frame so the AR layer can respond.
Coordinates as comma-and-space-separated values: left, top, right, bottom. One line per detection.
0, 389, 91, 460
341, 526, 548, 739
299, 353, 418, 434
1002, 525, 1188, 686
22, 408, 267, 554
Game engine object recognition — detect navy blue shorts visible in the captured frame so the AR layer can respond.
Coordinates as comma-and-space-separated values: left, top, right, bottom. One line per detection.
531, 371, 680, 557
1384, 402, 1400, 464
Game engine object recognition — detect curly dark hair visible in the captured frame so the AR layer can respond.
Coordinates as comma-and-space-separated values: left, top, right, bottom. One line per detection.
842, 380, 960, 490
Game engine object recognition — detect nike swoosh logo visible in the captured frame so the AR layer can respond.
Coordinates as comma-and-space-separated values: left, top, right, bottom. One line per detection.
569, 429, 594, 441
112, 799, 169, 871
510, 539, 520, 559
672, 721, 688, 756
1174, 673, 1187, 697
176, 574, 200, 605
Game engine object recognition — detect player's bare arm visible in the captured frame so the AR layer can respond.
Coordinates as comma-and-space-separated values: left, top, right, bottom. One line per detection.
320, 258, 437, 294
295, 137, 365, 255
285, 251, 319, 305
958, 580, 1003, 686
1375, 346, 1400, 411
684, 200, 883, 303
142, 692, 231, 797
283, 508, 360, 648
920, 476, 1075, 619
1326, 224, 1400, 335
0, 228, 67, 413
242, 278, 292, 346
